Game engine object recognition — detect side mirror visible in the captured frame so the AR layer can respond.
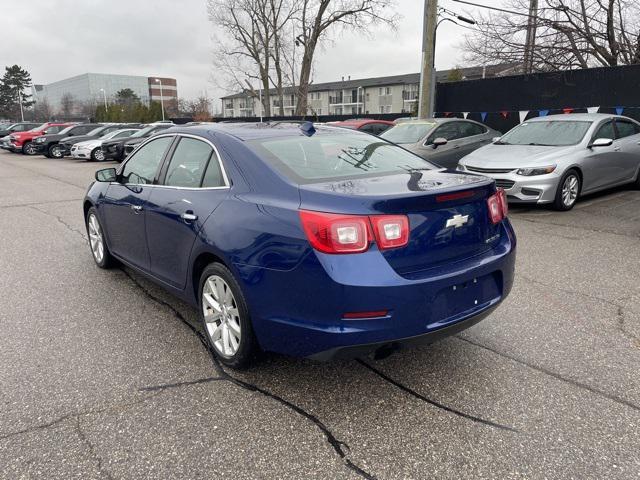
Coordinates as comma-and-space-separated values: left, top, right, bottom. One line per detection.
492, 137, 501, 143
95, 168, 117, 182
589, 138, 613, 148
432, 137, 448, 148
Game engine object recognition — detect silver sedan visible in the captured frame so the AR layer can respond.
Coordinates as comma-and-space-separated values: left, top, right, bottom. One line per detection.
380, 118, 500, 169
458, 113, 640, 210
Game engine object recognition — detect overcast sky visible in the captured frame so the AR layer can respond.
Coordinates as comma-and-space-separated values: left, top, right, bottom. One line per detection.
1, 0, 499, 110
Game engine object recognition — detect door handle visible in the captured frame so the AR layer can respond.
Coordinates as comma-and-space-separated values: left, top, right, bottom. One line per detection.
131, 205, 143, 213
181, 212, 198, 222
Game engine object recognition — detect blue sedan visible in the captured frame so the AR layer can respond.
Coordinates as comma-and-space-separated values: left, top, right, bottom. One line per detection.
84, 122, 516, 368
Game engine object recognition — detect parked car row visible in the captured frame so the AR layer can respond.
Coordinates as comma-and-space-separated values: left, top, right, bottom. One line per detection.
0, 121, 175, 162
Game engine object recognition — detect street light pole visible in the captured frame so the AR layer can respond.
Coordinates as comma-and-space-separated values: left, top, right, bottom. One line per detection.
155, 78, 165, 121
18, 90, 24, 122
418, 0, 438, 119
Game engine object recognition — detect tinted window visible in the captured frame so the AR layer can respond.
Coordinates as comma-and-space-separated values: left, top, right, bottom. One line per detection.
459, 121, 486, 137
428, 122, 461, 143
13, 124, 29, 132
113, 130, 136, 139
45, 126, 64, 134
380, 122, 436, 144
121, 136, 173, 185
616, 120, 640, 139
70, 125, 92, 135
594, 121, 615, 141
164, 137, 213, 188
358, 124, 376, 133
248, 132, 436, 184
373, 123, 391, 135
501, 120, 592, 146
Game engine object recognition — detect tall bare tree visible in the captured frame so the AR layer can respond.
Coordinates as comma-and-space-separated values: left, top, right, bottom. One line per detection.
293, 0, 398, 115
462, 0, 640, 72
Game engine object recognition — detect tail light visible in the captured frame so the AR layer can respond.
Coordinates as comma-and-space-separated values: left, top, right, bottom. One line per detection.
299, 210, 410, 254
487, 188, 508, 224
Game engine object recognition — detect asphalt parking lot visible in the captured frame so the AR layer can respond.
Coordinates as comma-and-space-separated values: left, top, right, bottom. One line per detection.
1, 149, 639, 480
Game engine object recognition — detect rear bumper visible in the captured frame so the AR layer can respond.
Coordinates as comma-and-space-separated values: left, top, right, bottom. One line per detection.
235, 220, 516, 360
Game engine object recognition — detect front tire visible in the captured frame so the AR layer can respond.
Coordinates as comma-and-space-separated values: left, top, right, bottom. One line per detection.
199, 263, 258, 369
91, 147, 106, 162
48, 144, 63, 159
553, 169, 580, 211
85, 207, 115, 268
22, 142, 37, 155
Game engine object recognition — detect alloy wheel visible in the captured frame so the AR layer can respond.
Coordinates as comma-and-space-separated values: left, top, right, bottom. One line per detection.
561, 174, 579, 208
87, 214, 104, 263
24, 143, 36, 155
51, 146, 62, 158
202, 275, 242, 357
93, 148, 105, 161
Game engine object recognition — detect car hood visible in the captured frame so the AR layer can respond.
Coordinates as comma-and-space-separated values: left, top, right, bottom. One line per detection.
461, 143, 578, 168
75, 139, 101, 148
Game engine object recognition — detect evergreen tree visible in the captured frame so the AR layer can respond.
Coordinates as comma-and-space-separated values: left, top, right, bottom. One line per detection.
0, 65, 34, 119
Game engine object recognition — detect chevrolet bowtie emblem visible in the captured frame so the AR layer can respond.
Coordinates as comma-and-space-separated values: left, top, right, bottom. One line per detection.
446, 214, 469, 229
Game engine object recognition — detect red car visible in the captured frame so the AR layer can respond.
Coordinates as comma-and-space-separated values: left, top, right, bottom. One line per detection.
329, 119, 394, 136
8, 122, 75, 155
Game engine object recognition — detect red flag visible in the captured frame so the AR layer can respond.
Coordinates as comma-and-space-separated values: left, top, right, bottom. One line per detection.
500, 111, 509, 119
444, 112, 452, 117
563, 108, 574, 114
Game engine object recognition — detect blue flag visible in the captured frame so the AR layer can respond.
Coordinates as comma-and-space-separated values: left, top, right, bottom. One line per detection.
539, 110, 549, 117
616, 107, 624, 115
480, 112, 487, 122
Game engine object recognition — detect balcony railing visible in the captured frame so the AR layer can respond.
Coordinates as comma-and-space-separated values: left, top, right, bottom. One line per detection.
329, 94, 363, 105
402, 91, 418, 101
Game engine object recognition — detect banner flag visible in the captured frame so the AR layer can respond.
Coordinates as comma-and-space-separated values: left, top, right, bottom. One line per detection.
480, 112, 487, 122
616, 106, 624, 115
462, 112, 469, 119
563, 107, 574, 114
587, 106, 600, 114
500, 111, 509, 119
538, 109, 549, 117
518, 111, 529, 123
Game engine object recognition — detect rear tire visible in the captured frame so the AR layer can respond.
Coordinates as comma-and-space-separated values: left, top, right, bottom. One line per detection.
85, 207, 115, 269
22, 142, 37, 155
199, 263, 258, 369
553, 169, 580, 211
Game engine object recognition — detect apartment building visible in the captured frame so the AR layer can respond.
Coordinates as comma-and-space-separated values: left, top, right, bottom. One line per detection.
220, 64, 519, 118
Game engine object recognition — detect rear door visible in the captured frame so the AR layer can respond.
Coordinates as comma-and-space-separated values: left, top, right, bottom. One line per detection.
102, 136, 175, 270
457, 121, 491, 157
145, 135, 230, 288
425, 122, 463, 169
613, 119, 640, 183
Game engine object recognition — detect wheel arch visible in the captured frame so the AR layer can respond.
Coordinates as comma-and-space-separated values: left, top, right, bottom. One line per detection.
191, 250, 231, 304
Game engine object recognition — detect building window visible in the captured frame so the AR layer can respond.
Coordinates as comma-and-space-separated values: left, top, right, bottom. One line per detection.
379, 88, 383, 96
385, 87, 391, 95
379, 106, 384, 113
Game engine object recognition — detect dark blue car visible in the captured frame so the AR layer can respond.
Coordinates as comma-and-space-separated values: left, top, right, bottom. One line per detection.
84, 122, 516, 368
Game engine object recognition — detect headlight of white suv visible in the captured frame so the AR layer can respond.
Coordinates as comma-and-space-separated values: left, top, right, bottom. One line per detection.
516, 165, 556, 176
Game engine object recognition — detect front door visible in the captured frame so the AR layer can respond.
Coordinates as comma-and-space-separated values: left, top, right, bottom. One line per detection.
102, 135, 175, 270
145, 136, 230, 288
582, 120, 620, 192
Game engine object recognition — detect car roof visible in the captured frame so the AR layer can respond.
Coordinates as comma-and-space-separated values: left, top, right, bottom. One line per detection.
164, 122, 366, 141
331, 119, 394, 127
527, 113, 618, 122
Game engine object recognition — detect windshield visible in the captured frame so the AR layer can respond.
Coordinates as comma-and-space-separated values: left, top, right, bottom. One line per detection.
248, 132, 436, 184
29, 123, 49, 132
101, 129, 124, 140
130, 126, 155, 138
58, 125, 76, 135
499, 120, 592, 146
380, 122, 436, 144
87, 126, 106, 136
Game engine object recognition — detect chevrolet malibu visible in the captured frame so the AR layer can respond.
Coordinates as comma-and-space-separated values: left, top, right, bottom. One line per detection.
458, 113, 640, 210
84, 123, 515, 368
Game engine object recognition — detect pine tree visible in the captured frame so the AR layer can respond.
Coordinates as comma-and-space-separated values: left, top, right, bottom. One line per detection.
0, 65, 34, 119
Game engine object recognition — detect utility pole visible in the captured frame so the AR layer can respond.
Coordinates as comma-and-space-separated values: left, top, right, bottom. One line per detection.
418, 0, 438, 118
523, 0, 538, 73
18, 91, 25, 122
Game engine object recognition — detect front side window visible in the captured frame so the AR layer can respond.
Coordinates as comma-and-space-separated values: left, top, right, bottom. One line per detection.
248, 131, 436, 184
121, 136, 173, 185
500, 120, 592, 146
45, 126, 64, 134
615, 120, 640, 139
380, 122, 436, 144
164, 137, 214, 188
593, 121, 615, 141
427, 122, 461, 143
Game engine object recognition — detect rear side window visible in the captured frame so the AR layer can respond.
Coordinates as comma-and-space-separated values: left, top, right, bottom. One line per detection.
459, 122, 486, 137
616, 120, 640, 139
428, 122, 460, 143
248, 131, 435, 184
164, 137, 214, 188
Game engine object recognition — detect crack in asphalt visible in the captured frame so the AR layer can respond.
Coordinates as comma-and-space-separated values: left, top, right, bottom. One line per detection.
0, 198, 84, 210
139, 376, 227, 392
356, 359, 518, 433
75, 416, 115, 480
519, 273, 640, 347
120, 268, 377, 480
456, 336, 640, 413
2, 157, 88, 190
28, 205, 88, 242
514, 215, 640, 240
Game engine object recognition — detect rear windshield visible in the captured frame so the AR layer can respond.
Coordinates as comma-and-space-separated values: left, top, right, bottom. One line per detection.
248, 131, 436, 184
499, 120, 592, 146
380, 122, 436, 144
